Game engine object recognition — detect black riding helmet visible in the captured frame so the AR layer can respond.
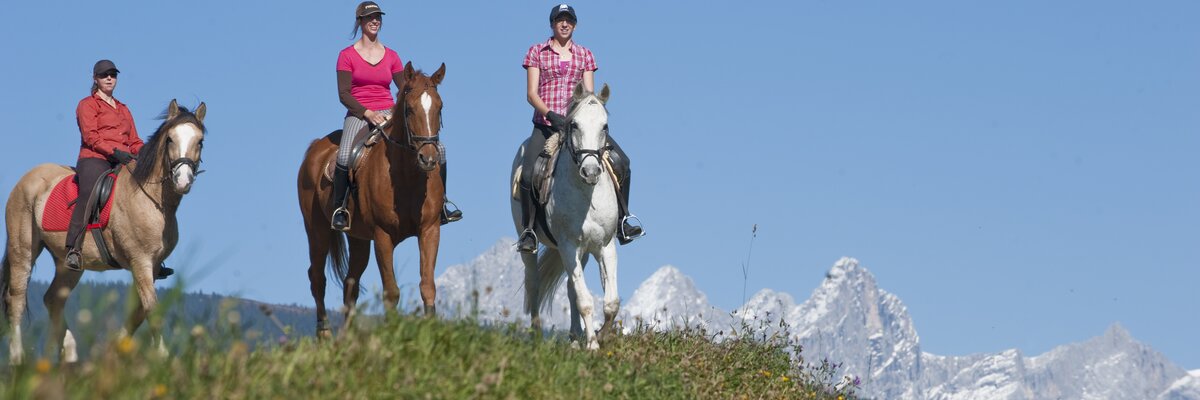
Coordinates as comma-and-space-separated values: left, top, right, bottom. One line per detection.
549, 4, 576, 23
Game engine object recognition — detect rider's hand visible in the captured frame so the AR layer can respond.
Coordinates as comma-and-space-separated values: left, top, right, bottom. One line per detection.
546, 111, 569, 132
111, 149, 135, 164
364, 110, 388, 126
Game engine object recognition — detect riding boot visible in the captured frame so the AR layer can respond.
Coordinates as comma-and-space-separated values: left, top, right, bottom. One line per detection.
617, 174, 645, 245
517, 185, 538, 254
440, 163, 462, 225
330, 164, 352, 232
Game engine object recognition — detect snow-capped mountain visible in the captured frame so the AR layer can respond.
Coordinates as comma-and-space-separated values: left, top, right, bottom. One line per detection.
429, 239, 1196, 399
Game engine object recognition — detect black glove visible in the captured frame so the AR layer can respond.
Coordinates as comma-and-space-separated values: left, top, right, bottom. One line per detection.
111, 149, 135, 164
546, 111, 569, 132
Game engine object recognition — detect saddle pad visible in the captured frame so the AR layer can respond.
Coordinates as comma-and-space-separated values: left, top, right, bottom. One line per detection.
41, 174, 117, 232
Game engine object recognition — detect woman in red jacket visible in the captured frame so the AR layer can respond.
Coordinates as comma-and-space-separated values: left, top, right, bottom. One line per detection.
65, 59, 144, 271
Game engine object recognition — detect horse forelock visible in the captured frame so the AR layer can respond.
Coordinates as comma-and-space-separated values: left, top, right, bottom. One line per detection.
132, 106, 206, 185
392, 71, 444, 138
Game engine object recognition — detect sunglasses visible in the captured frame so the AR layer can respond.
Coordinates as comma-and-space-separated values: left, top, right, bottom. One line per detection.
361, 13, 383, 21
95, 72, 118, 79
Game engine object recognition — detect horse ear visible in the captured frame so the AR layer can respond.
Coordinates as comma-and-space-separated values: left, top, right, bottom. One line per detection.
431, 63, 446, 86
168, 99, 180, 120
573, 82, 587, 101
195, 102, 206, 122
403, 61, 415, 81
598, 84, 610, 104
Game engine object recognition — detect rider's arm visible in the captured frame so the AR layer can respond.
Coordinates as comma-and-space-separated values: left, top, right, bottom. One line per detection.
124, 106, 143, 155
337, 71, 368, 118
583, 70, 595, 93
526, 67, 551, 118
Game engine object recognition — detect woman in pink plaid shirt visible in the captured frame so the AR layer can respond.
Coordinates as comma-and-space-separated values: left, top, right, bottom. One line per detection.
516, 4, 644, 253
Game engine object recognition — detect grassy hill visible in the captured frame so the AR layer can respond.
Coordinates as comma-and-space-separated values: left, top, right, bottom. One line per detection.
1, 281, 859, 399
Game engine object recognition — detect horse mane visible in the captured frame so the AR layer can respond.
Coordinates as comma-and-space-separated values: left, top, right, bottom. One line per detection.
131, 104, 206, 185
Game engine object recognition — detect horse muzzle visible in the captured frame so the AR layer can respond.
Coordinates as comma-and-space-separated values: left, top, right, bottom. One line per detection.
417, 154, 438, 171
579, 161, 602, 185
170, 158, 201, 194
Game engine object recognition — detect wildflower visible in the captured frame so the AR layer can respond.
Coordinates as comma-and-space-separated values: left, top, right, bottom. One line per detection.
153, 384, 168, 397
781, 376, 790, 382
35, 358, 51, 374
117, 337, 136, 354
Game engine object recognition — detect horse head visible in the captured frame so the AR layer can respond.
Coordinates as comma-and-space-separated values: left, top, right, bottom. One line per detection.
132, 99, 207, 194
565, 82, 610, 185
392, 62, 446, 171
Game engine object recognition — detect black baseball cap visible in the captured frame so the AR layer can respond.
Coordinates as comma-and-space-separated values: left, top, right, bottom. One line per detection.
549, 4, 576, 23
356, 1, 385, 17
93, 59, 119, 76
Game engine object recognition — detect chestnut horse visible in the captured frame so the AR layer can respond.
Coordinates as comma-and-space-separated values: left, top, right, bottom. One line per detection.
297, 62, 447, 337
2, 100, 206, 363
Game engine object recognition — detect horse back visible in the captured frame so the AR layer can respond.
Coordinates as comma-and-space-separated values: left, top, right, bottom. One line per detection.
5, 163, 74, 232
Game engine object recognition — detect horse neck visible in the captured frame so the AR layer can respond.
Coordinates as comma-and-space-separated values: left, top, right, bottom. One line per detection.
122, 162, 182, 215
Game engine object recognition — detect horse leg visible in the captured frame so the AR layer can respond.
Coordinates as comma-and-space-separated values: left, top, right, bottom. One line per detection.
559, 244, 598, 350
305, 226, 332, 339
124, 260, 166, 356
4, 232, 41, 364
43, 264, 82, 363
416, 223, 441, 317
521, 252, 541, 333
340, 237, 371, 331
595, 243, 620, 343
371, 232, 401, 315
565, 275, 582, 345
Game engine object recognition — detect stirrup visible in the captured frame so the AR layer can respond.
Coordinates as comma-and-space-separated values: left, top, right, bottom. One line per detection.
619, 215, 646, 245
65, 249, 83, 272
441, 200, 463, 224
155, 263, 175, 280
517, 229, 539, 254
331, 207, 351, 232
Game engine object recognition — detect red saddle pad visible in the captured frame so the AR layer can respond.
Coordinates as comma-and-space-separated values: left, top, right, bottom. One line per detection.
41, 173, 117, 232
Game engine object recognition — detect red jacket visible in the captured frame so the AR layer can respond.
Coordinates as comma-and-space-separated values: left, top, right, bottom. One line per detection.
75, 93, 143, 161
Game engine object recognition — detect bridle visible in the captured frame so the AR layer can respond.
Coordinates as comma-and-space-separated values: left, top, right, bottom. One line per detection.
377, 88, 444, 166
563, 99, 611, 168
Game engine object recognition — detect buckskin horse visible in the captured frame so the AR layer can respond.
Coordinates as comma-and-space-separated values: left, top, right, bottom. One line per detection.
297, 62, 447, 337
511, 83, 620, 350
2, 100, 206, 363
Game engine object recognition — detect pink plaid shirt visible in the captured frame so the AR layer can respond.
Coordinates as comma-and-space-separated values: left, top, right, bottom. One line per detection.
523, 38, 598, 126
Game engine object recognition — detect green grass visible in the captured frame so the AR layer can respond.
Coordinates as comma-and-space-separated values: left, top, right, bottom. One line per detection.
2, 312, 860, 399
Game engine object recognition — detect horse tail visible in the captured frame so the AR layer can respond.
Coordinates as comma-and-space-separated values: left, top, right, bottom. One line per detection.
326, 231, 350, 291
531, 248, 567, 315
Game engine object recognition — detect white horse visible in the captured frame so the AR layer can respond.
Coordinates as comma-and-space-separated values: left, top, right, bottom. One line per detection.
510, 83, 619, 350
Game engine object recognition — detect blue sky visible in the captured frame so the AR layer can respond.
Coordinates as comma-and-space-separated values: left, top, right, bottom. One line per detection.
2, 1, 1197, 368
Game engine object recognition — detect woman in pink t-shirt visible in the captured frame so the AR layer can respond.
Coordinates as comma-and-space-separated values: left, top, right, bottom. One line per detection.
330, 1, 460, 231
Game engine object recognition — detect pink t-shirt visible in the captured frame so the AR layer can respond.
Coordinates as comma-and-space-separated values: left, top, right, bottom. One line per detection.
336, 45, 404, 111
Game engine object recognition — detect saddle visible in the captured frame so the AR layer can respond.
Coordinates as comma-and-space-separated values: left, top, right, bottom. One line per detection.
322, 128, 382, 183
43, 167, 122, 269
42, 169, 118, 232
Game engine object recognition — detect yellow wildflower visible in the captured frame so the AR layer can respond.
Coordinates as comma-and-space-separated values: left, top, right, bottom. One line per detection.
35, 358, 51, 374
117, 337, 136, 354
154, 384, 168, 397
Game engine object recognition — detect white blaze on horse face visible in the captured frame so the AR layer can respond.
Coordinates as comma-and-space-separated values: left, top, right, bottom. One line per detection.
171, 123, 202, 192
573, 98, 608, 180
420, 92, 433, 133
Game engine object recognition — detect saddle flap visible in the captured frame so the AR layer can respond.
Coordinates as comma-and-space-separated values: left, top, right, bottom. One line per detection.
323, 129, 378, 182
